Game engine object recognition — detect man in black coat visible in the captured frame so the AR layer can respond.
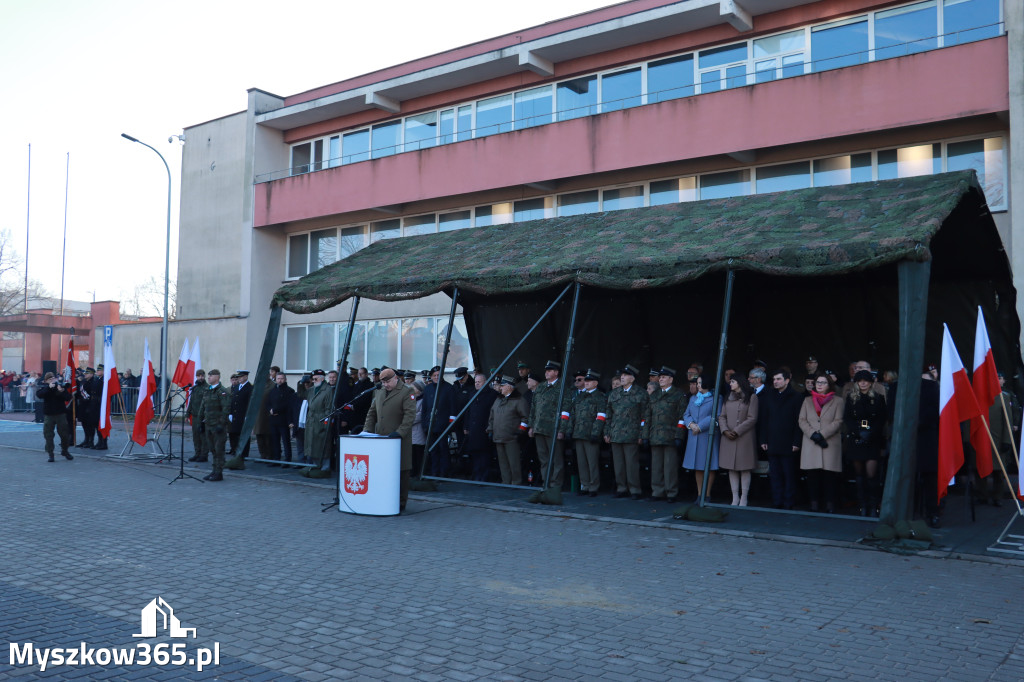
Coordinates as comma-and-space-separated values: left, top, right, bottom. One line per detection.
228, 370, 252, 460
421, 366, 455, 476
347, 367, 374, 432
463, 374, 497, 481
267, 372, 298, 464
758, 367, 804, 509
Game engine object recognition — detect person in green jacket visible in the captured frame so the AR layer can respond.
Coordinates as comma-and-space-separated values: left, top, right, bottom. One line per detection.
604, 364, 649, 500
643, 366, 688, 502
528, 360, 572, 490
570, 369, 606, 496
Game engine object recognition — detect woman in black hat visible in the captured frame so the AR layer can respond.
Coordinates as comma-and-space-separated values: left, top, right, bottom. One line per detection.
844, 369, 887, 516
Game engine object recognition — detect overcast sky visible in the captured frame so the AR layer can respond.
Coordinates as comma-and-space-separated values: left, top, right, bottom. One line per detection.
0, 0, 605, 309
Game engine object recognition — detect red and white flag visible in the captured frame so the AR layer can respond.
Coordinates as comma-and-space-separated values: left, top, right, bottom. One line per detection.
171, 338, 191, 388
969, 307, 1001, 478
187, 337, 201, 386
938, 324, 982, 500
132, 338, 157, 445
64, 339, 77, 395
98, 328, 122, 438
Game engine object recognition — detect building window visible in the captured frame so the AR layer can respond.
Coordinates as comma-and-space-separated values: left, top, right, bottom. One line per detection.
698, 42, 748, 92
438, 316, 472, 370
476, 94, 513, 137
700, 170, 751, 200
601, 68, 642, 112
340, 226, 367, 258
339, 321, 368, 369
877, 143, 941, 180
811, 16, 869, 72
328, 135, 341, 168
874, 1, 938, 60
404, 112, 438, 152
439, 211, 472, 232
947, 137, 1005, 208
602, 185, 645, 211
813, 153, 873, 187
401, 318, 436, 371
650, 177, 697, 206
557, 76, 598, 121
342, 129, 370, 165
514, 197, 554, 222
288, 233, 310, 278
753, 30, 806, 82
285, 326, 307, 371
515, 86, 553, 129
403, 214, 437, 236
307, 324, 336, 372
371, 120, 401, 159
755, 161, 811, 194
371, 219, 401, 243
366, 320, 400, 371
557, 190, 599, 217
309, 229, 338, 272
647, 55, 694, 102
943, 0, 1001, 45
291, 140, 323, 175
475, 203, 513, 227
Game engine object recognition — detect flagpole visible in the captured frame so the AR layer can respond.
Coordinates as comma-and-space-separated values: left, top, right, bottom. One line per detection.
23, 144, 30, 370
977, 413, 1024, 514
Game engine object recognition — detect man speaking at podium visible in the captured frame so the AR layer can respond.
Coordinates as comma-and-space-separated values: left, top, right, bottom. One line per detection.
363, 367, 416, 511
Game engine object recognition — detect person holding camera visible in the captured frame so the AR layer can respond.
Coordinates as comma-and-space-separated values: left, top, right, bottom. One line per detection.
37, 372, 74, 462
798, 374, 844, 513
197, 369, 232, 481
844, 369, 888, 516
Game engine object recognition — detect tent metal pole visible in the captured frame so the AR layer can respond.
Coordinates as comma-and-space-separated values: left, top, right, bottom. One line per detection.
238, 305, 283, 452
331, 296, 360, 416
699, 269, 735, 507
420, 287, 459, 480
880, 259, 930, 524
423, 281, 574, 473
544, 282, 582, 489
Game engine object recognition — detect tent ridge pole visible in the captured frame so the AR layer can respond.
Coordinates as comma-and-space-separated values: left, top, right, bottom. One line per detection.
421, 287, 460, 479
699, 269, 735, 506
545, 282, 582, 489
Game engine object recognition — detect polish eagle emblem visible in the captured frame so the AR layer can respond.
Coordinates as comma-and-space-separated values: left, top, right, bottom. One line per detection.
344, 454, 369, 495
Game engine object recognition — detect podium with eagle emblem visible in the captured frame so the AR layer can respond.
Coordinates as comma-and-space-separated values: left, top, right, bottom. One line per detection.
337, 434, 401, 515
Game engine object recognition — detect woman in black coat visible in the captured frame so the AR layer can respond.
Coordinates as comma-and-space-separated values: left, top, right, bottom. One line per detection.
844, 369, 888, 516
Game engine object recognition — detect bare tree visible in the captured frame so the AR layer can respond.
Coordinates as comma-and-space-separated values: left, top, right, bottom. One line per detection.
120, 275, 177, 319
0, 229, 49, 317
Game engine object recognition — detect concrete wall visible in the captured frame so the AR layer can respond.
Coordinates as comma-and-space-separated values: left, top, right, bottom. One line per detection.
1008, 0, 1024, 350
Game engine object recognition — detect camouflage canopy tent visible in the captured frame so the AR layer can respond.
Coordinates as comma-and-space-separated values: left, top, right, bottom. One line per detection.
254, 170, 1020, 520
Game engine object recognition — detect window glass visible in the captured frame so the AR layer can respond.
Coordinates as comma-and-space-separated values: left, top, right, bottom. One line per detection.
811, 17, 869, 72
475, 203, 513, 227
342, 129, 369, 164
476, 95, 513, 137
404, 112, 437, 152
285, 326, 307, 371
874, 1, 938, 60
340, 226, 367, 258
403, 214, 436, 237
755, 162, 811, 194
309, 229, 338, 271
288, 234, 309, 278
602, 186, 645, 211
877, 144, 941, 180
944, 0, 1001, 45
439, 109, 455, 145
647, 55, 695, 102
401, 318, 436, 371
439, 211, 472, 232
515, 86, 553, 129
602, 68, 642, 112
947, 138, 1005, 208
557, 76, 598, 121
307, 324, 336, 373
698, 42, 748, 69
782, 54, 806, 78
557, 190, 599, 217
700, 70, 724, 94
370, 219, 400, 243
755, 59, 777, 83
649, 177, 697, 205
371, 121, 400, 159
813, 153, 873, 187
438, 316, 473, 371
457, 105, 473, 141
291, 142, 311, 175
328, 136, 341, 168
311, 140, 324, 171
753, 30, 805, 58
366, 320, 399, 371
338, 321, 367, 370
700, 170, 751, 200
514, 197, 554, 222
725, 64, 747, 89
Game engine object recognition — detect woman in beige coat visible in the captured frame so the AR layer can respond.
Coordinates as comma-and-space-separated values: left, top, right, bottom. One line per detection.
717, 375, 759, 506
798, 374, 844, 513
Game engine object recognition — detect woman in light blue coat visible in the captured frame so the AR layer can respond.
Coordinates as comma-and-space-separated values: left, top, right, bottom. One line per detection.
682, 374, 721, 498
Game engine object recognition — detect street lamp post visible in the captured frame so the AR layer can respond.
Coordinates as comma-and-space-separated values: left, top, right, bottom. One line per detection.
121, 133, 171, 416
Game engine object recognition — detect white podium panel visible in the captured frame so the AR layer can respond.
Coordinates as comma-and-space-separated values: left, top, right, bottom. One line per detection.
338, 435, 401, 516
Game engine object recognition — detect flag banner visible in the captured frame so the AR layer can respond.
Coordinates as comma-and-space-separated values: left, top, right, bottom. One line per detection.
132, 339, 157, 445
938, 324, 982, 501
171, 338, 191, 387
186, 337, 201, 386
65, 339, 77, 395
969, 307, 1001, 478
98, 326, 122, 438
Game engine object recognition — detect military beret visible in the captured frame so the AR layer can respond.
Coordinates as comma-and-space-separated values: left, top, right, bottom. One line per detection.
585, 369, 601, 381
454, 367, 469, 378
544, 360, 561, 371
620, 364, 639, 377
380, 368, 397, 381
658, 366, 676, 377
311, 369, 326, 376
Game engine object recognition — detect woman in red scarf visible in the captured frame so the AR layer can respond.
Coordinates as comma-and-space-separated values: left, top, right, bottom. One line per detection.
798, 374, 844, 513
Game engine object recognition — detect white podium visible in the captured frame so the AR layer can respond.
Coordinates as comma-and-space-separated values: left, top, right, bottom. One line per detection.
337, 434, 401, 516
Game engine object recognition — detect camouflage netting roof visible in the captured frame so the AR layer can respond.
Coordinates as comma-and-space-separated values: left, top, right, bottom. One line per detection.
272, 170, 985, 314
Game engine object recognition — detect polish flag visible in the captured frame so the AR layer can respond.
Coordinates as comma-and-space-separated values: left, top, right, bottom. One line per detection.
132, 339, 157, 445
938, 324, 982, 500
969, 308, 1001, 478
171, 338, 191, 387
186, 337, 201, 386
98, 332, 122, 438
64, 339, 77, 395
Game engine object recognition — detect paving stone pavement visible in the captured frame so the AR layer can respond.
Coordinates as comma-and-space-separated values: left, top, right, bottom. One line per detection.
2, 448, 1023, 681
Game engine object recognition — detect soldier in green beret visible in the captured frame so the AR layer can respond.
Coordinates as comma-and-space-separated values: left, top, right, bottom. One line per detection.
643, 366, 688, 502
604, 364, 648, 499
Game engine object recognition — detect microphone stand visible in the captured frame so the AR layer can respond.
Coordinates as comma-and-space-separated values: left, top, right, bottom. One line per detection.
167, 385, 202, 485
321, 386, 376, 512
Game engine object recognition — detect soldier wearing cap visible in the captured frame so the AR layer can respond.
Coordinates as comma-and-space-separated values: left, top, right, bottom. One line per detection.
421, 365, 456, 476
488, 375, 529, 485
363, 368, 417, 511
187, 369, 210, 462
74, 366, 101, 449
302, 369, 334, 477
570, 369, 605, 496
528, 360, 572, 490
403, 370, 416, 386
643, 366, 688, 502
226, 370, 252, 466
452, 366, 475, 443
604, 364, 649, 499
515, 361, 530, 390
198, 370, 232, 481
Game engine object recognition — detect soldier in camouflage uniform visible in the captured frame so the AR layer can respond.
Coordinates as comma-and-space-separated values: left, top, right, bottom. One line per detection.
643, 366, 688, 502
570, 369, 605, 496
198, 369, 232, 481
528, 360, 572, 490
604, 364, 649, 499
186, 369, 209, 462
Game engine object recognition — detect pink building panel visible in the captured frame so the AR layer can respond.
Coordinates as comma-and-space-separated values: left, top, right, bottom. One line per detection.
254, 38, 1008, 228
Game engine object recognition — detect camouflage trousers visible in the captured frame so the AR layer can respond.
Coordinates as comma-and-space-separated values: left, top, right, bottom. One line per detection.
611, 442, 641, 495
533, 434, 564, 489
43, 414, 71, 455
205, 428, 227, 474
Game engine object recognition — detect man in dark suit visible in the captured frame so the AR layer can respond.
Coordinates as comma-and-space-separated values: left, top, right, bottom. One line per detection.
227, 369, 252, 463
758, 367, 804, 509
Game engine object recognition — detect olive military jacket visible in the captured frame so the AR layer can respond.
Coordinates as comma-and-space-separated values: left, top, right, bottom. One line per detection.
528, 379, 572, 437
569, 388, 606, 441
305, 382, 334, 466
488, 391, 529, 443
364, 383, 417, 470
187, 380, 207, 422
643, 385, 688, 445
604, 384, 649, 443
199, 382, 232, 431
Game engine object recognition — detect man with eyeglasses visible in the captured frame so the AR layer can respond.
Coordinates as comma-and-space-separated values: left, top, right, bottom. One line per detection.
363, 368, 417, 511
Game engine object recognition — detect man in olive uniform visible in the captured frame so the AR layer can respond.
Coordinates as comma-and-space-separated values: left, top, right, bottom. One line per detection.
198, 369, 232, 481
604, 364, 649, 499
302, 370, 334, 478
363, 368, 417, 511
570, 369, 605, 496
528, 360, 572, 490
643, 366, 688, 502
187, 369, 209, 462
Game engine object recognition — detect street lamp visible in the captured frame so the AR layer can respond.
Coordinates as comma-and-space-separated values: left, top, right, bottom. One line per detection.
121, 133, 171, 416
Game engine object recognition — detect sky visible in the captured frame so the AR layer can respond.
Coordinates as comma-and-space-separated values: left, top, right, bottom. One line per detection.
0, 0, 606, 309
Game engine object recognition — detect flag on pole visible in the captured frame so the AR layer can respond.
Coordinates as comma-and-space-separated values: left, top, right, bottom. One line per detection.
969, 307, 1001, 478
64, 339, 77, 395
98, 326, 122, 438
171, 338, 191, 387
938, 324, 982, 500
132, 339, 156, 445
187, 337, 200, 386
